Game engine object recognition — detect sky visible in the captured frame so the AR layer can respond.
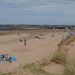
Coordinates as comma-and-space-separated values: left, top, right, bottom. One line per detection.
0, 0, 75, 25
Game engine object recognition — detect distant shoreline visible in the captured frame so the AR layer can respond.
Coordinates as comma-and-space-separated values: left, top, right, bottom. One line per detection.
0, 25, 75, 30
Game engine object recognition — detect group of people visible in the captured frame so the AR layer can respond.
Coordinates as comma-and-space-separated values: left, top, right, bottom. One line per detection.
2, 54, 12, 62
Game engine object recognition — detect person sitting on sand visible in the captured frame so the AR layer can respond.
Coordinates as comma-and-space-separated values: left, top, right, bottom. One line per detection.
2, 54, 4, 59
8, 55, 12, 62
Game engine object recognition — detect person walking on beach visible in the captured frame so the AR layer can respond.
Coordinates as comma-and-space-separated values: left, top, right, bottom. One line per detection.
24, 39, 26, 46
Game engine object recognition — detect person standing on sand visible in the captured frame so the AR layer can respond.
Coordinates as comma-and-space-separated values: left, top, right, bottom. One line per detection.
24, 39, 26, 46
18, 33, 20, 36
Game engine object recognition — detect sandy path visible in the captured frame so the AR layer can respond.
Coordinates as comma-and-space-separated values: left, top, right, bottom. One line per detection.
0, 32, 64, 72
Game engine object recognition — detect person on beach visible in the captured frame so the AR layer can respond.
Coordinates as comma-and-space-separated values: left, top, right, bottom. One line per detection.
8, 55, 12, 62
24, 39, 26, 46
2, 54, 4, 59
18, 33, 19, 36
18, 33, 21, 36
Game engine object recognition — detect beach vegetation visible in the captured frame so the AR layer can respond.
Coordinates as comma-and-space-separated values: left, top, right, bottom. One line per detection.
23, 62, 52, 75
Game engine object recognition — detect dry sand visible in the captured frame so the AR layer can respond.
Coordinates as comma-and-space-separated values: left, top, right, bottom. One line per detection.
0, 29, 67, 72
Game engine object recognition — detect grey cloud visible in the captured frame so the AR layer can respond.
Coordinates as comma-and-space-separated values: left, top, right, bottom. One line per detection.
0, 0, 75, 24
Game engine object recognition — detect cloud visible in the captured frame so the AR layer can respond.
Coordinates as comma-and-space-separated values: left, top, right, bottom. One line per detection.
0, 0, 75, 24
1, 0, 25, 4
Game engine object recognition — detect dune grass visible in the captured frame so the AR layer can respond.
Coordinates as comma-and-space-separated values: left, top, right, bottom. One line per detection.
0, 72, 15, 75
50, 47, 75, 75
50, 47, 68, 65
58, 35, 75, 47
0, 62, 53, 75
50, 36, 75, 75
63, 59, 75, 75
50, 34, 75, 75
23, 62, 53, 75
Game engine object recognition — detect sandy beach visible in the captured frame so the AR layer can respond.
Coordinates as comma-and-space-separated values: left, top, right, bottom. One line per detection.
0, 29, 67, 72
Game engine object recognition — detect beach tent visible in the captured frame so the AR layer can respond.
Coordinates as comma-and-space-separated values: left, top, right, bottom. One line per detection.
35, 36, 41, 39
20, 39, 24, 42
68, 32, 73, 37
0, 54, 8, 61
51, 33, 55, 37
63, 35, 67, 37
38, 37, 41, 39
35, 34, 37, 37
51, 35, 54, 37
0, 54, 17, 63
69, 31, 71, 33
35, 36, 39, 38
11, 55, 17, 63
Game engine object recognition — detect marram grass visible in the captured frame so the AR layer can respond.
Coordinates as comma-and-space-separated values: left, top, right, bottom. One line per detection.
50, 48, 68, 65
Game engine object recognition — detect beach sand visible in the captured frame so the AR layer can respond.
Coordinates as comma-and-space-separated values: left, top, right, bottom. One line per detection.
0, 29, 66, 72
